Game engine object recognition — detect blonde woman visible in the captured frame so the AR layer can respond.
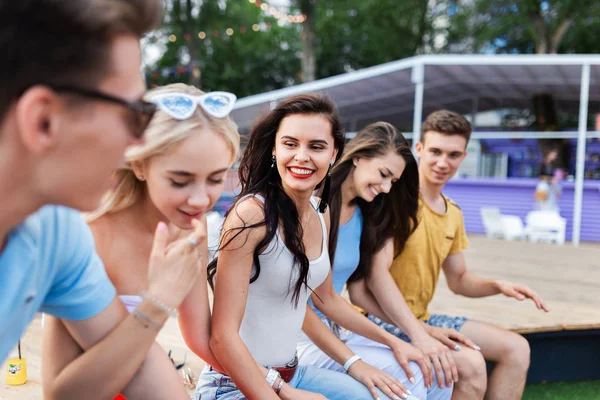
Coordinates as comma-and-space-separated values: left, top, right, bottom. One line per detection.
42, 83, 239, 400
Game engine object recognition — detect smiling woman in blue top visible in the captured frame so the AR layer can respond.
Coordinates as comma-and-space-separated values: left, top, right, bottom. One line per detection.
297, 122, 453, 400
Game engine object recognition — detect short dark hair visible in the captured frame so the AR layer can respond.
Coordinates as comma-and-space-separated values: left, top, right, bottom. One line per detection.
421, 110, 472, 143
0, 0, 163, 119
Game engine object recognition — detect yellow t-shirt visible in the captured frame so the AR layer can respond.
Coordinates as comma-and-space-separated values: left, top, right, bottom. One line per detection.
390, 195, 468, 321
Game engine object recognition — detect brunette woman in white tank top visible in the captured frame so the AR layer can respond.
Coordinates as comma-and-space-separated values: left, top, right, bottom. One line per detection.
197, 94, 419, 400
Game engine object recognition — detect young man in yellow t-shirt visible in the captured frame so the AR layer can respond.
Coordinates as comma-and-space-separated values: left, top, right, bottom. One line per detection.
348, 110, 550, 400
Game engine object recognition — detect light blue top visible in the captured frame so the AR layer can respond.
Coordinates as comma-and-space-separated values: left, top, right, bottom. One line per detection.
310, 206, 362, 319
0, 206, 116, 362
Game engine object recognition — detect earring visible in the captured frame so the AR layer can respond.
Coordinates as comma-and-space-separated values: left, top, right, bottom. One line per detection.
137, 174, 145, 181
318, 163, 333, 213
271, 155, 276, 168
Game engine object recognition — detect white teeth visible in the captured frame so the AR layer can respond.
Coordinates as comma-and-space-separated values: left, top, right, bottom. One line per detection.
290, 168, 313, 175
369, 186, 378, 196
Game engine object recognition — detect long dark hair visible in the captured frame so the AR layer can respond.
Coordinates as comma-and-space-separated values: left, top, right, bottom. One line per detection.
328, 122, 419, 281
207, 93, 345, 306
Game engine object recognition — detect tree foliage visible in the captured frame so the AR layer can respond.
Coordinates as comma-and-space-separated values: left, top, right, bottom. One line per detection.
147, 0, 436, 95
311, 0, 431, 79
147, 0, 600, 98
445, 0, 600, 54
147, 0, 301, 96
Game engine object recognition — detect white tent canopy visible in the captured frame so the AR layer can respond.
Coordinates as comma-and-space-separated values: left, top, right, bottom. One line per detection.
232, 55, 600, 132
231, 55, 600, 245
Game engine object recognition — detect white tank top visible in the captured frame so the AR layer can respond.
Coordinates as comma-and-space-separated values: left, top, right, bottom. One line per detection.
236, 195, 330, 367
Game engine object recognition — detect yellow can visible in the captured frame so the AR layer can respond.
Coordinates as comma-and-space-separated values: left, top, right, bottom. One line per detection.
5, 357, 27, 386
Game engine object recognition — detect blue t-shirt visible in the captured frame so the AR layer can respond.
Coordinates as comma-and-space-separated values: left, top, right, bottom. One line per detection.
310, 207, 362, 318
0, 206, 116, 362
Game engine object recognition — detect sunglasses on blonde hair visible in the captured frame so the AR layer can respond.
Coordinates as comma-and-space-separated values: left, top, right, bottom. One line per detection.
149, 91, 236, 120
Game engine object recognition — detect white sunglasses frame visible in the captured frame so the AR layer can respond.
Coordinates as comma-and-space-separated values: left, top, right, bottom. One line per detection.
149, 91, 237, 120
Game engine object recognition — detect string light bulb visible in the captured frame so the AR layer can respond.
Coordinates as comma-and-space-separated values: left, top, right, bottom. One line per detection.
249, 0, 305, 24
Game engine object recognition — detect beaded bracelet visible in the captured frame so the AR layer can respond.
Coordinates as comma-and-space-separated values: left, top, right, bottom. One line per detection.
140, 290, 179, 318
132, 309, 164, 331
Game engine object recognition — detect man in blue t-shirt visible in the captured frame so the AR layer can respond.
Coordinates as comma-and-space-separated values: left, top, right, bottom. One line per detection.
0, 2, 205, 398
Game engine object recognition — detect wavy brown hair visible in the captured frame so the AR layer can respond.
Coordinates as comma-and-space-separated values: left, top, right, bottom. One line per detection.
328, 122, 419, 281
207, 93, 345, 306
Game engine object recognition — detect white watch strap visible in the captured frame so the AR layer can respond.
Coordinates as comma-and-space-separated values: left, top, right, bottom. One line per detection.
343, 354, 362, 372
265, 368, 280, 387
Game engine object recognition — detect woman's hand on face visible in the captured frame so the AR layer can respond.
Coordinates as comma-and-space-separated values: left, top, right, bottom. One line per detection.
348, 360, 413, 400
147, 219, 206, 309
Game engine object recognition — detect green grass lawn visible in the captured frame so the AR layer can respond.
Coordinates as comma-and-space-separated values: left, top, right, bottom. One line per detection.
523, 381, 600, 400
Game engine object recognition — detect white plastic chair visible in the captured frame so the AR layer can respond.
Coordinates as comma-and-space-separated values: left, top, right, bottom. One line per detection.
525, 210, 567, 245
501, 215, 526, 241
480, 207, 504, 239
480, 207, 526, 241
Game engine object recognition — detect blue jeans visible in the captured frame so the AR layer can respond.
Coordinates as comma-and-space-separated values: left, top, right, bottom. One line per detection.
195, 365, 417, 400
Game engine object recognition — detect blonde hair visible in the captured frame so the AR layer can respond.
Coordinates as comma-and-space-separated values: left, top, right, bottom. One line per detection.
87, 83, 240, 222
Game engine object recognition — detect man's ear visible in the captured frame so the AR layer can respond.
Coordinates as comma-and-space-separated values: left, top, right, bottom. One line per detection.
415, 141, 423, 158
15, 86, 62, 154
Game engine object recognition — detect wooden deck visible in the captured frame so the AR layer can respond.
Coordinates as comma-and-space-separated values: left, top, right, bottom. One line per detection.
2, 235, 600, 399
430, 236, 600, 333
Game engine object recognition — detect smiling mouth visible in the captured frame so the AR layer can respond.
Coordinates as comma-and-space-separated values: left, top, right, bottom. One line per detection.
368, 185, 379, 197
287, 167, 316, 178
178, 209, 203, 218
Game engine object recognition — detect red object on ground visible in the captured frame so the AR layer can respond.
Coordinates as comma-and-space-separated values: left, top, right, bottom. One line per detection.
113, 395, 127, 400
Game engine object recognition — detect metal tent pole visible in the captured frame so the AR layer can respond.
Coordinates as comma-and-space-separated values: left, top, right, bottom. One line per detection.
411, 62, 425, 157
572, 63, 591, 246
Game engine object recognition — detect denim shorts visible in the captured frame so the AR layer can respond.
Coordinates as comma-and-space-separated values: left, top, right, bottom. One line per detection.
367, 314, 468, 343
